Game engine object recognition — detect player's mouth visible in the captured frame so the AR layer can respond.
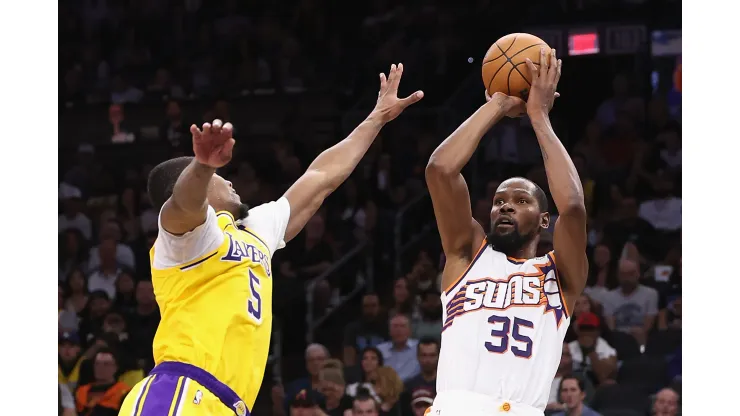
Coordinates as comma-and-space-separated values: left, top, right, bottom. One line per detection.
495, 217, 516, 230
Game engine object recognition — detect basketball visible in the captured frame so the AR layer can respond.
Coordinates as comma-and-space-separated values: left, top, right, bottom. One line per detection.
482, 33, 552, 99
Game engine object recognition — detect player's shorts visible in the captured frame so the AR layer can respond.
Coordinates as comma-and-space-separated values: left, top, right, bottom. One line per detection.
430, 390, 544, 416
118, 362, 249, 416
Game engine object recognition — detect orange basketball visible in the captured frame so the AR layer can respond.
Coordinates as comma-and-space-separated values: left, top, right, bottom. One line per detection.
482, 33, 552, 99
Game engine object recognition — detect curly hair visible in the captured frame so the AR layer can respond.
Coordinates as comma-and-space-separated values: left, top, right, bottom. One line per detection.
373, 366, 404, 403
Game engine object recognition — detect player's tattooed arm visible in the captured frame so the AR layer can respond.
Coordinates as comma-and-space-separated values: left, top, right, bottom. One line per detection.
282, 64, 423, 243
525, 49, 588, 302
161, 120, 234, 235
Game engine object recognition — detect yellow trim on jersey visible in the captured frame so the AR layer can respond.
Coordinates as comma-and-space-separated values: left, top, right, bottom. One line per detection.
167, 376, 185, 416
136, 375, 157, 416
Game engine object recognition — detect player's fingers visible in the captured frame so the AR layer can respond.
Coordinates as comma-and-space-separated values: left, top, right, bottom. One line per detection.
211, 119, 223, 135
539, 47, 548, 76
549, 49, 557, 80
379, 73, 387, 95
525, 58, 538, 81
222, 122, 234, 138
190, 124, 202, 140
202, 122, 212, 137
400, 90, 424, 108
387, 64, 397, 92
555, 59, 562, 84
554, 92, 561, 99
390, 63, 404, 92
221, 138, 235, 161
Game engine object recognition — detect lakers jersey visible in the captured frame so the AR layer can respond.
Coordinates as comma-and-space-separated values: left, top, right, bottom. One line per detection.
435, 243, 571, 414
148, 198, 290, 410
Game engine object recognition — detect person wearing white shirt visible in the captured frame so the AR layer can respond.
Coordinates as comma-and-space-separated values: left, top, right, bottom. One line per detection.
638, 175, 681, 232
567, 312, 617, 385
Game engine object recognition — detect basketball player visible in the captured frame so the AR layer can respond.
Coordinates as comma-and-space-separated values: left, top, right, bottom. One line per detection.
118, 64, 422, 416
425, 49, 587, 416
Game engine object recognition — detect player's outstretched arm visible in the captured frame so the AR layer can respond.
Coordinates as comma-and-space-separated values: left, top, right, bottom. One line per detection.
282, 63, 423, 242
425, 93, 522, 285
524, 48, 588, 302
160, 120, 234, 235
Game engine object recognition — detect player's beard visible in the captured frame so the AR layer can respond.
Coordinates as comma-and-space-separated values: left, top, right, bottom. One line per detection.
486, 222, 538, 256
237, 203, 250, 220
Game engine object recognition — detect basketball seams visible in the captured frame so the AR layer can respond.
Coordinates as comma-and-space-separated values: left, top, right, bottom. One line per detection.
483, 34, 548, 98
483, 35, 518, 65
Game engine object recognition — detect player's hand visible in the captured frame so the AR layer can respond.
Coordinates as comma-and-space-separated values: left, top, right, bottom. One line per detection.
524, 48, 562, 115
191, 119, 235, 168
373, 63, 424, 123
486, 91, 526, 118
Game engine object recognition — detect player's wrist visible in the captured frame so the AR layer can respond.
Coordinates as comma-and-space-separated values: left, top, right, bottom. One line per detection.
526, 109, 550, 123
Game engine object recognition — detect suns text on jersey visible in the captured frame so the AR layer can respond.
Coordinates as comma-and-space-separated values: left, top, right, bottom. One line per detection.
221, 232, 272, 277
463, 275, 547, 312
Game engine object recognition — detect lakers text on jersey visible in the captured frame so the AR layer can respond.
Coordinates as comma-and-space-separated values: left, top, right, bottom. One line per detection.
433, 243, 571, 416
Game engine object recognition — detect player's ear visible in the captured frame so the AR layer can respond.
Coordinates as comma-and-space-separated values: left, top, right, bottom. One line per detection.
540, 212, 550, 229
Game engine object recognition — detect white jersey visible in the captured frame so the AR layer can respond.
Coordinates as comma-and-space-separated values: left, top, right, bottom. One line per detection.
433, 243, 571, 416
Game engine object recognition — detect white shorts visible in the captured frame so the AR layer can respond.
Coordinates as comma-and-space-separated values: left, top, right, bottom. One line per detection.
430, 390, 544, 416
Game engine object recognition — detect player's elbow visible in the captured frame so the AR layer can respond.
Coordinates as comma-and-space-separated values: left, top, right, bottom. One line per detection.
558, 199, 587, 219
425, 156, 456, 180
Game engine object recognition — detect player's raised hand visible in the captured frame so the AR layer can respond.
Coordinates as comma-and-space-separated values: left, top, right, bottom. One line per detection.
373, 63, 424, 123
486, 90, 527, 118
524, 48, 562, 115
191, 119, 235, 168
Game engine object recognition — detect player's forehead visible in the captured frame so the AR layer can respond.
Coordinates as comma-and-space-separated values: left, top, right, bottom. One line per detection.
494, 178, 536, 197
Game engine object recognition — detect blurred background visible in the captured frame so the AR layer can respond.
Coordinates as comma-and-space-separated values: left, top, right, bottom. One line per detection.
58, 0, 681, 415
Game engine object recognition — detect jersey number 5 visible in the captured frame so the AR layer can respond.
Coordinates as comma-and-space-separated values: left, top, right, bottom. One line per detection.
247, 270, 262, 323
484, 315, 533, 358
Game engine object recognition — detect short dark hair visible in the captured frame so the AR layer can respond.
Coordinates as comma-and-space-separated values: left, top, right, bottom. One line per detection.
511, 177, 549, 212
560, 375, 585, 393
417, 337, 440, 353
353, 393, 378, 410
147, 157, 194, 210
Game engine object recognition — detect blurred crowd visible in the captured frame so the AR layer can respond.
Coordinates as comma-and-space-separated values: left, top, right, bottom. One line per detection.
59, 0, 681, 416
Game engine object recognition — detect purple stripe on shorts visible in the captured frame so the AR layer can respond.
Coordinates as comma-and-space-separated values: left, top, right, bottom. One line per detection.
133, 376, 155, 415
138, 374, 182, 416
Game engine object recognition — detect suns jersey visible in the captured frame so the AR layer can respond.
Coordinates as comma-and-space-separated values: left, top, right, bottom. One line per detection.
149, 198, 290, 410
437, 243, 571, 411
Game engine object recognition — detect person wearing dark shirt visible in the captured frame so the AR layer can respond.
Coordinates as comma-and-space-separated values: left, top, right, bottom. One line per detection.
603, 197, 656, 260
283, 344, 329, 414
318, 359, 353, 416
279, 215, 334, 280
401, 338, 438, 416
78, 290, 112, 347
126, 280, 160, 372
343, 293, 389, 366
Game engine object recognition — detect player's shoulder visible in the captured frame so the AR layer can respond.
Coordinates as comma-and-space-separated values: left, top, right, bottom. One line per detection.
238, 197, 291, 255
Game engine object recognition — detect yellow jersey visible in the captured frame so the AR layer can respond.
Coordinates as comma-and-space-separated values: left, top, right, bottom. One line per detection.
148, 199, 290, 410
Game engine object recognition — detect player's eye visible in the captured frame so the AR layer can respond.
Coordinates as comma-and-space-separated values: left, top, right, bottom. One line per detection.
518, 199, 528, 204
494, 199, 504, 205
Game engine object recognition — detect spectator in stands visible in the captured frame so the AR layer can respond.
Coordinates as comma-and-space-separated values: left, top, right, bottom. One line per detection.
603, 259, 659, 345
377, 314, 420, 382
318, 359, 353, 416
346, 347, 383, 402
64, 268, 89, 313
59, 229, 90, 281
552, 376, 601, 416
373, 366, 404, 416
602, 197, 655, 259
87, 238, 123, 299
107, 103, 137, 143
547, 343, 574, 412
584, 243, 618, 306
596, 74, 639, 128
565, 294, 611, 343
288, 389, 321, 416
59, 332, 84, 390
284, 344, 330, 414
568, 312, 617, 385
74, 348, 130, 415
412, 290, 442, 341
652, 388, 679, 416
88, 221, 136, 272
117, 187, 142, 243
638, 172, 681, 233
343, 293, 388, 366
59, 382, 76, 416
59, 190, 92, 241
402, 338, 438, 416
388, 277, 418, 320
349, 393, 380, 416
59, 284, 79, 332
78, 290, 112, 346
128, 280, 160, 372
409, 388, 434, 416
280, 215, 334, 281
112, 269, 137, 313
160, 100, 190, 151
